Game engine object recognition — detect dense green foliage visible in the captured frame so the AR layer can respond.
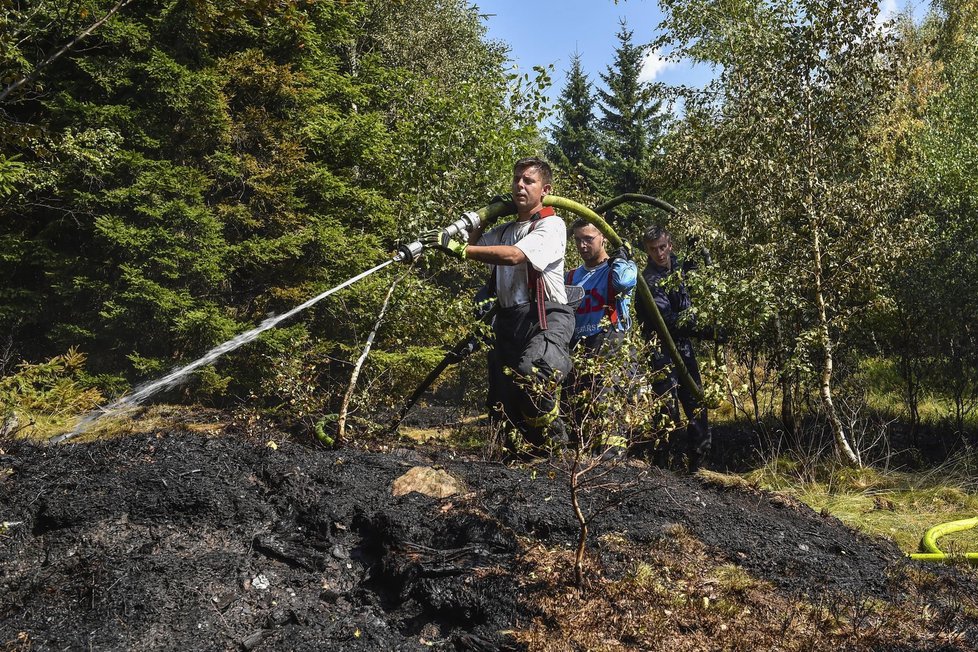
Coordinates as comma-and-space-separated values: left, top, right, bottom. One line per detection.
0, 0, 542, 426
883, 0, 978, 439
3, 0, 978, 458
548, 0, 978, 462
0, 347, 102, 419
656, 0, 909, 463
645, 0, 978, 461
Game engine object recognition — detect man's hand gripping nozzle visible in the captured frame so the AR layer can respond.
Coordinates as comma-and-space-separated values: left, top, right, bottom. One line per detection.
394, 211, 482, 263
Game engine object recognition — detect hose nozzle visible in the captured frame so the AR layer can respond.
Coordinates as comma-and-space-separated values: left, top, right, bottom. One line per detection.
393, 240, 424, 263
394, 211, 482, 264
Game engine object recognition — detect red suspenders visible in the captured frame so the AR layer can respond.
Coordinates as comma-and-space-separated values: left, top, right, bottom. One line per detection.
490, 207, 556, 329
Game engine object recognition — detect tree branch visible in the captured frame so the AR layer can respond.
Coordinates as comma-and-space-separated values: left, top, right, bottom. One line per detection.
336, 271, 406, 442
0, 0, 135, 103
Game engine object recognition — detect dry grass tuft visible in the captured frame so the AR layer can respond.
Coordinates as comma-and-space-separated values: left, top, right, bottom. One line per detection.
695, 469, 754, 491
712, 563, 757, 595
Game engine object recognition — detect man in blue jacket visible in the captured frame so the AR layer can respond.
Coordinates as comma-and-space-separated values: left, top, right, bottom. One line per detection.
566, 218, 637, 351
565, 218, 637, 457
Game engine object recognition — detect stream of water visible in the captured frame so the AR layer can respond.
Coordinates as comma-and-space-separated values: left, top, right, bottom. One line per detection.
51, 259, 396, 443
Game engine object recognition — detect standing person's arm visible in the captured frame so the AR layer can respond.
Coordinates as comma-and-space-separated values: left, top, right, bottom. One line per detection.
611, 259, 637, 293
468, 221, 488, 248
467, 221, 527, 266
423, 222, 527, 265
636, 268, 671, 341
607, 258, 637, 332
648, 273, 678, 331
671, 276, 700, 338
465, 244, 526, 266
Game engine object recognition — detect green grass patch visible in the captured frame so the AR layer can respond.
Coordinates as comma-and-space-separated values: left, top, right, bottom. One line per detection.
747, 457, 978, 555
4, 404, 231, 445
800, 488, 978, 553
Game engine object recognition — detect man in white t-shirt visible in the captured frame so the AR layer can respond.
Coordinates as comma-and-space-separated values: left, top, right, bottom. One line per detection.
421, 157, 574, 456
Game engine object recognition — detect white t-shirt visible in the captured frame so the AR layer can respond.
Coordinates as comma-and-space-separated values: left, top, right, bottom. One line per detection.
477, 214, 567, 308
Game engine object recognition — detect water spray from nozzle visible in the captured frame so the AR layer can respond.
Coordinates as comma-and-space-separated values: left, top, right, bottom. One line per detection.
51, 209, 489, 444
394, 211, 482, 263
51, 258, 397, 444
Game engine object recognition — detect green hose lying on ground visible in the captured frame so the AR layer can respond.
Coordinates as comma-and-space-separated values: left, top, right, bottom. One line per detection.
908, 517, 978, 563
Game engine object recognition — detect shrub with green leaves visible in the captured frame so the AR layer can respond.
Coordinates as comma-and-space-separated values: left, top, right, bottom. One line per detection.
0, 348, 103, 420
0, 0, 544, 424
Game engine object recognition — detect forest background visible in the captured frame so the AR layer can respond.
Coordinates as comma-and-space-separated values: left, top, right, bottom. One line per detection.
2, 0, 978, 470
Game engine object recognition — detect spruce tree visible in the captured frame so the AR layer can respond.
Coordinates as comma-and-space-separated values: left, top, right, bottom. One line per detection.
596, 21, 666, 199
0, 0, 542, 415
547, 53, 600, 191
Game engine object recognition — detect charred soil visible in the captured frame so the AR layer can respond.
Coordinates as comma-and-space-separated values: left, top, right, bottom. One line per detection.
1, 421, 977, 651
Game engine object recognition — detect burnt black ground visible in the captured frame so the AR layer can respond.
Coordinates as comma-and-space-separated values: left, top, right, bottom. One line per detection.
1, 429, 976, 651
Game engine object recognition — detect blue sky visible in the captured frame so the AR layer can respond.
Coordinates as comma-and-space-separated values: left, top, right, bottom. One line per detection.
481, 0, 699, 92
481, 0, 931, 114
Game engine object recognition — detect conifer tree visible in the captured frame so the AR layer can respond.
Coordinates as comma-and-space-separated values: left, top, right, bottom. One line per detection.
0, 0, 541, 412
547, 53, 600, 191
596, 21, 666, 199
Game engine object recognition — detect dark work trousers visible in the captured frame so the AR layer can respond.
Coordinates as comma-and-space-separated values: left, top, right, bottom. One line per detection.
487, 301, 574, 451
651, 349, 710, 469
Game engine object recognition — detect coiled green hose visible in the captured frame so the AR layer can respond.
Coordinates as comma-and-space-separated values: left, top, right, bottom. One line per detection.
908, 517, 978, 563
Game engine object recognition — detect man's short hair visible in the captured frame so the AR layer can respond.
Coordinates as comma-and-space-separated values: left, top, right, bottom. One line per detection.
571, 217, 596, 231
513, 157, 553, 186
643, 225, 671, 243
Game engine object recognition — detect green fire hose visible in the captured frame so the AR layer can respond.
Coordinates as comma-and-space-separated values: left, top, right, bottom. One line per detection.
908, 517, 978, 564
390, 193, 706, 429
542, 194, 707, 407
594, 193, 679, 217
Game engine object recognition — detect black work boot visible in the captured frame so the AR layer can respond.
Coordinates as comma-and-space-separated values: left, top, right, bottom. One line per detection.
544, 417, 570, 458
688, 441, 711, 474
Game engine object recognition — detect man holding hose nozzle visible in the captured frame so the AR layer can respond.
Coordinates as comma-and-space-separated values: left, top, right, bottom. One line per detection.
420, 157, 574, 458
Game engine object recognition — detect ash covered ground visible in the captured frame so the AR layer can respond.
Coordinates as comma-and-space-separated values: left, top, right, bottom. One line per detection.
1, 420, 976, 651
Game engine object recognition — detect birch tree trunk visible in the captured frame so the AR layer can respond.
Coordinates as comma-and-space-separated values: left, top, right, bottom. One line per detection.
337, 275, 402, 442
812, 225, 861, 466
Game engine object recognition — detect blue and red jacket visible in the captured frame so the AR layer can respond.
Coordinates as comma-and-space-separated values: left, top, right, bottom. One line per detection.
565, 257, 637, 345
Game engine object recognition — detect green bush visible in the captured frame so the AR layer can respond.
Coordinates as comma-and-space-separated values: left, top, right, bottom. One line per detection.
0, 348, 104, 418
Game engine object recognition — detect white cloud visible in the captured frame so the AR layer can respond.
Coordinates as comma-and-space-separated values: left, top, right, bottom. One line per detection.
877, 0, 898, 27
639, 47, 678, 83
